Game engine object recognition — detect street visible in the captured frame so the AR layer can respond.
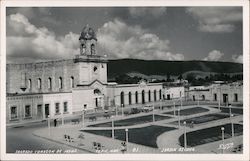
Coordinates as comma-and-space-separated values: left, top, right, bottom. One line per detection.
6, 121, 89, 153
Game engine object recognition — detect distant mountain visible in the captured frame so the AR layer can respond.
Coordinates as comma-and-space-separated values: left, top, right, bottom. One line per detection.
107, 59, 243, 79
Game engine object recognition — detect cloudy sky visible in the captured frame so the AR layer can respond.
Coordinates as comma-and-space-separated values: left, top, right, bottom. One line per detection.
6, 7, 243, 63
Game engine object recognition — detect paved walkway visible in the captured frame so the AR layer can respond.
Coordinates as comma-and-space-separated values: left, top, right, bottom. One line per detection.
33, 105, 243, 154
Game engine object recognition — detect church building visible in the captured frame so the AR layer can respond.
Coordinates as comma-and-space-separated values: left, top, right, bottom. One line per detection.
6, 25, 163, 124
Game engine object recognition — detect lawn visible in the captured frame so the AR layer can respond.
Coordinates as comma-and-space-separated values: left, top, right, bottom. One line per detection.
210, 106, 243, 115
88, 115, 171, 127
169, 113, 230, 126
163, 107, 209, 116
83, 125, 176, 148
179, 123, 243, 147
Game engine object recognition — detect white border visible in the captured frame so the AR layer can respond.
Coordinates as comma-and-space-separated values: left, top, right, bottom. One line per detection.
0, 0, 249, 160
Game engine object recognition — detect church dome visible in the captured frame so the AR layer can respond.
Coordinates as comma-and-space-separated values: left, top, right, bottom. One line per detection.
79, 24, 97, 41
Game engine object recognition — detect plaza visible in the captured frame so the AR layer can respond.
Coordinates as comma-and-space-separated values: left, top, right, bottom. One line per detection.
5, 25, 243, 154
31, 102, 243, 154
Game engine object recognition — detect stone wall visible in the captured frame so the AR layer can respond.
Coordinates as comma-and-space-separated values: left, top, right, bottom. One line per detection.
6, 60, 79, 94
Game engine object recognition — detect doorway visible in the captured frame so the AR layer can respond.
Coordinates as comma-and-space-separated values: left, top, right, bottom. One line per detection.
37, 104, 43, 119
223, 94, 228, 103
45, 104, 50, 118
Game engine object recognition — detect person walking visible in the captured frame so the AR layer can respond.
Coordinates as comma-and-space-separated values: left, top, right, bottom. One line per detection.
54, 119, 57, 127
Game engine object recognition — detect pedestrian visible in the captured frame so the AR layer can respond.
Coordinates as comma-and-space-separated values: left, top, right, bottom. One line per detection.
54, 119, 57, 127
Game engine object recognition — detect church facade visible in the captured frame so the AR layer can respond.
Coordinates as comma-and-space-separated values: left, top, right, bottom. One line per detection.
6, 25, 164, 124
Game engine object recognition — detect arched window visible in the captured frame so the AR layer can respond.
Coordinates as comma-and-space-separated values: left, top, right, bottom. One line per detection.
135, 91, 138, 104
37, 78, 41, 89
148, 90, 151, 102
154, 90, 157, 101
94, 88, 101, 94
48, 77, 52, 89
159, 89, 162, 100
128, 92, 132, 105
28, 79, 32, 89
120, 91, 124, 106
91, 44, 95, 55
142, 90, 145, 104
59, 77, 63, 89
70, 76, 74, 88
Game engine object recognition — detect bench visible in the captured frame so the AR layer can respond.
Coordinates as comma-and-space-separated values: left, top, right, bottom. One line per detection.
93, 142, 104, 150
64, 134, 74, 142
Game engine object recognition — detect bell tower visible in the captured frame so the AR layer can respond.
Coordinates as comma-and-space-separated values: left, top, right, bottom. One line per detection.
79, 24, 97, 55
74, 25, 108, 86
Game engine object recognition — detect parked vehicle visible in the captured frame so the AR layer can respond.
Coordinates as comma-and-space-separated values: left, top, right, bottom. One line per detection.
141, 105, 154, 112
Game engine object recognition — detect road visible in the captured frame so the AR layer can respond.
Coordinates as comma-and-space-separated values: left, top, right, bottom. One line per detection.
6, 121, 90, 154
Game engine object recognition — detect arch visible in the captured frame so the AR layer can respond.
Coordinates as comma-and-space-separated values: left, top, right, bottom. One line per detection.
91, 44, 95, 55
154, 90, 157, 101
37, 78, 42, 89
202, 95, 205, 101
135, 91, 138, 104
159, 89, 162, 100
70, 76, 74, 88
94, 88, 101, 94
59, 77, 63, 89
128, 92, 132, 105
142, 90, 145, 104
48, 77, 52, 89
120, 91, 124, 106
148, 90, 151, 102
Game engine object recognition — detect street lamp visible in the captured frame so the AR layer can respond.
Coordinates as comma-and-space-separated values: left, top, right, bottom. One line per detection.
115, 105, 118, 117
178, 108, 181, 128
121, 104, 124, 117
230, 114, 234, 138
221, 127, 225, 154
152, 105, 155, 122
173, 101, 176, 116
111, 116, 115, 139
125, 128, 129, 147
218, 85, 221, 110
47, 115, 51, 137
180, 97, 182, 109
82, 109, 85, 128
183, 121, 187, 149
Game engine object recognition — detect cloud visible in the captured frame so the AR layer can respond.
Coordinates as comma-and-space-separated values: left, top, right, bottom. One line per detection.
203, 50, 224, 61
128, 7, 167, 18
232, 54, 243, 63
7, 13, 79, 63
97, 19, 184, 60
187, 7, 242, 33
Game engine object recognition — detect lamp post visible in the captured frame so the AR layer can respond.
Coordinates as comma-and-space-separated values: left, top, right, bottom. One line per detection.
178, 108, 181, 129
115, 105, 118, 117
121, 104, 124, 117
152, 104, 155, 122
82, 109, 85, 128
230, 114, 234, 138
125, 128, 129, 147
180, 97, 182, 109
173, 101, 176, 116
111, 116, 115, 139
218, 85, 221, 110
221, 127, 225, 154
47, 115, 51, 137
183, 121, 187, 149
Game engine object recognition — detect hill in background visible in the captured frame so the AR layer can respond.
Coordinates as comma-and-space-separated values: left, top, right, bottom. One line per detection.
107, 59, 243, 84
